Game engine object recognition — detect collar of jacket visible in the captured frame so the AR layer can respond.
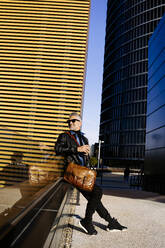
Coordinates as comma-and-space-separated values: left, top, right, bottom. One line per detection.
70, 130, 85, 136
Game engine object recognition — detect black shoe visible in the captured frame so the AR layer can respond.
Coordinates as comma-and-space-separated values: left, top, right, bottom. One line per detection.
107, 218, 127, 232
79, 219, 97, 235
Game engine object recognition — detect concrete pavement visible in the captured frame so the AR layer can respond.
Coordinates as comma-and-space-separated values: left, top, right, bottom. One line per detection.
70, 173, 165, 248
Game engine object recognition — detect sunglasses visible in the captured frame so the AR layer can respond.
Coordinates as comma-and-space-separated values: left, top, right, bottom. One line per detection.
67, 119, 80, 124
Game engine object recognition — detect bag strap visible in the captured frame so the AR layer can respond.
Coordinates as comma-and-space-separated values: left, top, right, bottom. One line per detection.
66, 131, 80, 147
66, 132, 91, 167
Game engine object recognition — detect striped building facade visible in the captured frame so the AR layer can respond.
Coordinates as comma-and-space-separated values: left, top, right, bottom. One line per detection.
0, 0, 90, 186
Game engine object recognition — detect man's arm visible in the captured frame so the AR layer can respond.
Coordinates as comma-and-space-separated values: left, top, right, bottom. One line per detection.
77, 145, 90, 155
55, 133, 77, 155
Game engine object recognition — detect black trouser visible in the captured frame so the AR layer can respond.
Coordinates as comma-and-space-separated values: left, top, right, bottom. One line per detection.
79, 184, 112, 222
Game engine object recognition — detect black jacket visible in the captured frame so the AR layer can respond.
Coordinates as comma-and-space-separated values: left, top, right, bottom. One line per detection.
55, 131, 89, 167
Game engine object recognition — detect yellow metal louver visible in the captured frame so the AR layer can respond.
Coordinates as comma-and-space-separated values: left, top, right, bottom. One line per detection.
0, 0, 90, 186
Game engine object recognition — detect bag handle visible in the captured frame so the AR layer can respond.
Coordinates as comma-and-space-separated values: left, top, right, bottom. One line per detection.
66, 131, 80, 147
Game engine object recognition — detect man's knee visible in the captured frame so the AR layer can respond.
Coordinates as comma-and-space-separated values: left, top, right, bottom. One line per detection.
93, 185, 103, 200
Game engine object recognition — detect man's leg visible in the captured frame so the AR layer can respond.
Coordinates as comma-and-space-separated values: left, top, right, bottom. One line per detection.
78, 184, 102, 235
81, 184, 112, 222
95, 200, 112, 222
81, 184, 103, 220
94, 188, 127, 232
80, 184, 127, 232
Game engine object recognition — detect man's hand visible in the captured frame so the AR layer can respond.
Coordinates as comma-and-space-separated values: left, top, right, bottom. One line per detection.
77, 145, 90, 155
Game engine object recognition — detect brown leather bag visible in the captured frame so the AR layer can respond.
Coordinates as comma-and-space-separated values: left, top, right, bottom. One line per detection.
64, 162, 97, 191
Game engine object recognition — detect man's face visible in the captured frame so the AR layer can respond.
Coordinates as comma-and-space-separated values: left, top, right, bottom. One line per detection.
67, 116, 82, 131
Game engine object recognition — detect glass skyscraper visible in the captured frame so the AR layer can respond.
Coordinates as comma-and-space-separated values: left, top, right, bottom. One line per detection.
100, 0, 165, 167
144, 13, 165, 193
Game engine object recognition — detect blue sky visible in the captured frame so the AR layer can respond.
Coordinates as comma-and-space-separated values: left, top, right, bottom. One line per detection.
82, 0, 108, 144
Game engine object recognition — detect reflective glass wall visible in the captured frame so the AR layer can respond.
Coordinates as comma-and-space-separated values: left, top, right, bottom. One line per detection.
100, 0, 165, 167
145, 14, 165, 176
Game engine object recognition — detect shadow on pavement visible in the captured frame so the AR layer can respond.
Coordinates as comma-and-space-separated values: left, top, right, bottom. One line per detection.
103, 188, 165, 203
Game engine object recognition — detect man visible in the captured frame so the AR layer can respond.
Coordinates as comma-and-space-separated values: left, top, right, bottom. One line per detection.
55, 112, 127, 235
